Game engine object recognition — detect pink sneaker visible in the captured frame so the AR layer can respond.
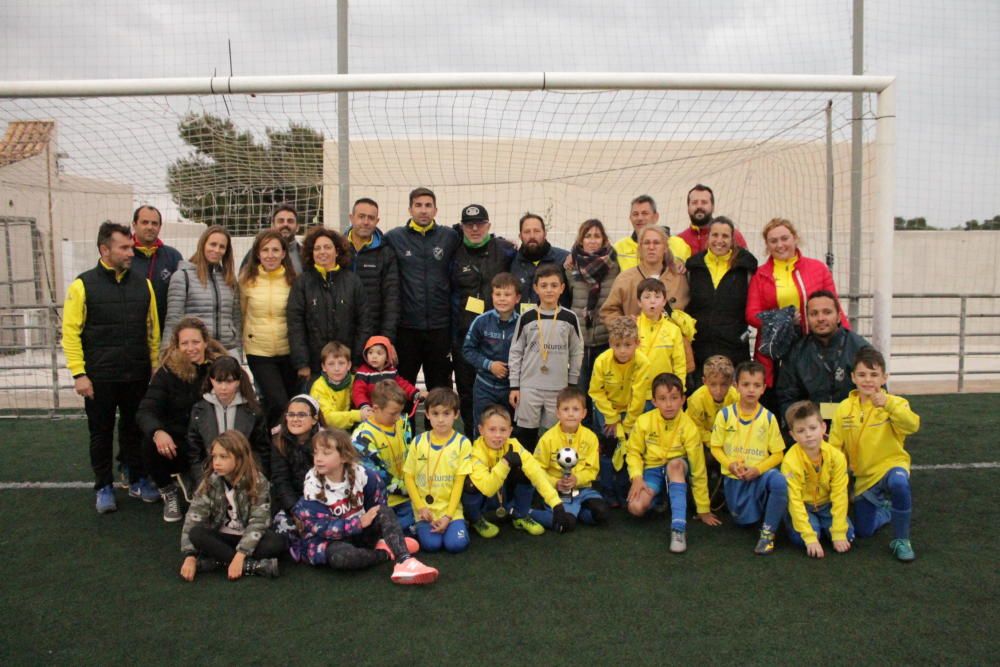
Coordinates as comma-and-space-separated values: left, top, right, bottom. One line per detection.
391, 557, 439, 585
375, 537, 421, 560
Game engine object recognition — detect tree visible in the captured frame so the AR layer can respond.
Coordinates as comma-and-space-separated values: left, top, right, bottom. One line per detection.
167, 114, 323, 234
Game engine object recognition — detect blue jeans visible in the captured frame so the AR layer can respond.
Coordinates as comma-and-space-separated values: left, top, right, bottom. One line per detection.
854, 467, 911, 540
592, 408, 629, 505
531, 487, 604, 527
784, 502, 856, 547
462, 479, 534, 521
415, 519, 470, 553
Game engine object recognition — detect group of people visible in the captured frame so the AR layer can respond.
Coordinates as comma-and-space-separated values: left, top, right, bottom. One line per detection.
62, 184, 921, 586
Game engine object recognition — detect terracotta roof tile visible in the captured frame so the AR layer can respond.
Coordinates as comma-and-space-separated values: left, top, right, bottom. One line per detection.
0, 121, 55, 168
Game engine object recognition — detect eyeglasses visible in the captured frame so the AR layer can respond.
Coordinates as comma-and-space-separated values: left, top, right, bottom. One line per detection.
285, 412, 312, 419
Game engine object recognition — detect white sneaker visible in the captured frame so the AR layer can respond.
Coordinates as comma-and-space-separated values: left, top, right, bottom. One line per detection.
670, 529, 687, 554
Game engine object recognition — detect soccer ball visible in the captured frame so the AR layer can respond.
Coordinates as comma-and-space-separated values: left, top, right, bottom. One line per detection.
556, 447, 578, 471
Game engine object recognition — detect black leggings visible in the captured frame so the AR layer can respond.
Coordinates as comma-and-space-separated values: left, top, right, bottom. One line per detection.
188, 526, 286, 563
246, 354, 298, 429
325, 505, 410, 570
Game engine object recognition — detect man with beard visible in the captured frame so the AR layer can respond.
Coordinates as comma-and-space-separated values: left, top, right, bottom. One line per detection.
775, 290, 870, 429
511, 213, 571, 308
614, 194, 666, 271
346, 197, 400, 341
242, 204, 303, 274
385, 187, 460, 392
130, 205, 182, 326
449, 203, 516, 434
670, 184, 748, 263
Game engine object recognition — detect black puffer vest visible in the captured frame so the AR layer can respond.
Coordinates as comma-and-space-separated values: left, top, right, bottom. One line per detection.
78, 262, 152, 382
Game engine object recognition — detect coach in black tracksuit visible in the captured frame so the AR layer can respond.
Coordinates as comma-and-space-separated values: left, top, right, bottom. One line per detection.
384, 187, 460, 391
449, 204, 516, 434
346, 197, 400, 341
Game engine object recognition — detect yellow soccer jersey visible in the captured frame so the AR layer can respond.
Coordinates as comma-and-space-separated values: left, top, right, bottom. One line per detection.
470, 436, 561, 508
686, 384, 739, 445
829, 390, 920, 495
534, 424, 601, 490
710, 404, 785, 479
613, 235, 639, 272
403, 431, 473, 520
352, 418, 409, 506
637, 312, 687, 395
309, 375, 361, 430
588, 348, 650, 434
781, 442, 850, 544
626, 410, 710, 513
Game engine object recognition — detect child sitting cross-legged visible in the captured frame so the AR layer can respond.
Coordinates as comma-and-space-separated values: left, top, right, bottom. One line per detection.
292, 428, 438, 585
530, 386, 610, 529
463, 404, 573, 538
627, 373, 719, 554
781, 400, 854, 558
710, 360, 787, 555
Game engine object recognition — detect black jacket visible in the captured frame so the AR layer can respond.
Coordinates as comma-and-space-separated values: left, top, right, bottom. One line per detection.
287, 265, 371, 371
186, 395, 270, 480
269, 427, 318, 514
686, 249, 758, 369
384, 222, 459, 330
450, 232, 516, 340
510, 244, 573, 308
346, 227, 400, 341
130, 244, 182, 327
77, 262, 153, 383
776, 327, 871, 424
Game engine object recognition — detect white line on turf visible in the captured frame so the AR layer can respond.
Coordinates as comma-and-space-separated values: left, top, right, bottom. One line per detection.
0, 462, 995, 489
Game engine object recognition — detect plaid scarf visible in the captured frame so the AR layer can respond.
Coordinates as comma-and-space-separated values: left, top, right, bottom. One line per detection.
572, 243, 616, 327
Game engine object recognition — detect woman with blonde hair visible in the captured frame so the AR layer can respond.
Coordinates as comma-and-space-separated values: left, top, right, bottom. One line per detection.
162, 224, 241, 353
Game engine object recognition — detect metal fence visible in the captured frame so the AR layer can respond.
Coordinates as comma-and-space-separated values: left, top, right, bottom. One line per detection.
1, 294, 998, 417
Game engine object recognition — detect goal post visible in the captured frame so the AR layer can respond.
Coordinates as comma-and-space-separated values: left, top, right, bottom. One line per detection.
0, 72, 894, 413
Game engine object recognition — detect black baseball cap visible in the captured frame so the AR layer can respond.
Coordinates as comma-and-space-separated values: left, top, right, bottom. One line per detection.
461, 204, 489, 224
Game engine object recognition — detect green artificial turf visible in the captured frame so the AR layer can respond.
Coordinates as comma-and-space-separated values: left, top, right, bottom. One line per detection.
1, 395, 997, 665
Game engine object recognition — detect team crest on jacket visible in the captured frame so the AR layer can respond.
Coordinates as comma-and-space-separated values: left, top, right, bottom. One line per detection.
433, 246, 444, 260
835, 367, 846, 382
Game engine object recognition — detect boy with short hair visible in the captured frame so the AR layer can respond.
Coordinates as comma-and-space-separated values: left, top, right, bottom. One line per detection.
627, 373, 718, 553
463, 404, 572, 538
635, 278, 688, 396
352, 335, 425, 410
403, 388, 473, 553
685, 355, 739, 446
530, 386, 610, 529
829, 347, 920, 562
508, 264, 584, 451
588, 316, 650, 506
782, 400, 854, 558
463, 272, 521, 430
710, 361, 787, 555
353, 380, 415, 531
310, 341, 371, 430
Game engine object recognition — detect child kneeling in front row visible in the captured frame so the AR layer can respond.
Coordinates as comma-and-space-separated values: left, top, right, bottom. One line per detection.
353, 380, 416, 532
830, 347, 920, 562
180, 430, 284, 581
404, 388, 473, 554
710, 361, 787, 555
292, 429, 438, 585
782, 401, 854, 558
627, 373, 719, 554
530, 386, 610, 529
464, 404, 573, 537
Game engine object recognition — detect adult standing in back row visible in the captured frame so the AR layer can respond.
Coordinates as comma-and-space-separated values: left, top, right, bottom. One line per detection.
510, 213, 571, 308
385, 187, 460, 391
130, 205, 182, 326
345, 197, 400, 341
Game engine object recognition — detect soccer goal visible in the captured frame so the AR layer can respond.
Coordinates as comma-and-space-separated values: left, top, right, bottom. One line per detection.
0, 72, 894, 413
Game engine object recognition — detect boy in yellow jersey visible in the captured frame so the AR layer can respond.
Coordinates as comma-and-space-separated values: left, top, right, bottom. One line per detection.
710, 361, 787, 555
463, 405, 572, 538
829, 347, 920, 562
781, 401, 854, 558
309, 342, 372, 430
628, 373, 718, 553
353, 380, 414, 532
588, 317, 650, 507
686, 355, 739, 512
403, 388, 473, 553
530, 387, 610, 529
635, 278, 688, 398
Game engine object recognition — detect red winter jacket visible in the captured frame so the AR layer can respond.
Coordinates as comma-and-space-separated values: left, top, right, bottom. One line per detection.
745, 251, 849, 386
351, 362, 419, 408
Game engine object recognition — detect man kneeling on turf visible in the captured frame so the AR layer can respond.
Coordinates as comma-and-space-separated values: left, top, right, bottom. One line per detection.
627, 373, 719, 554
462, 404, 573, 537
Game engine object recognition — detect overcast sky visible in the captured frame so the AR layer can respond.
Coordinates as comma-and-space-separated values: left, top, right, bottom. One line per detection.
1, 0, 997, 227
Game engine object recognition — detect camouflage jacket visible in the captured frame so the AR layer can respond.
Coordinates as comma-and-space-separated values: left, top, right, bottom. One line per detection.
180, 473, 271, 557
